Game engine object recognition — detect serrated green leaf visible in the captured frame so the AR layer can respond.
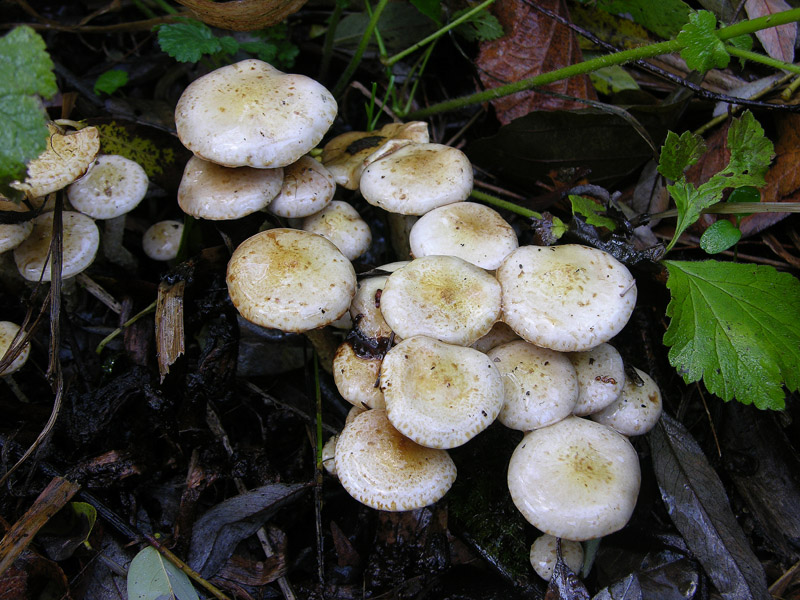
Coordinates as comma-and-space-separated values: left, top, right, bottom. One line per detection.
453, 8, 504, 42
156, 20, 222, 63
569, 195, 617, 230
0, 25, 57, 98
127, 546, 200, 600
699, 219, 741, 253
410, 0, 442, 23
658, 130, 706, 181
725, 110, 773, 181
663, 260, 800, 410
94, 69, 129, 96
596, 0, 691, 38
677, 11, 730, 73
217, 36, 239, 56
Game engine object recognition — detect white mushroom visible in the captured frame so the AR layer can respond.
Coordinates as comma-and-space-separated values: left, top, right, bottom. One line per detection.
332, 341, 385, 409
497, 245, 637, 352
379, 255, 501, 346
590, 367, 662, 436
529, 534, 584, 581
569, 343, 626, 416
67, 155, 148, 220
380, 335, 505, 449
301, 201, 372, 261
268, 155, 335, 219
226, 228, 356, 332
0, 321, 30, 376
175, 59, 336, 169
409, 202, 518, 269
0, 200, 33, 254
334, 408, 457, 511
507, 416, 641, 541
471, 321, 520, 354
142, 220, 183, 261
349, 275, 393, 340
177, 156, 283, 220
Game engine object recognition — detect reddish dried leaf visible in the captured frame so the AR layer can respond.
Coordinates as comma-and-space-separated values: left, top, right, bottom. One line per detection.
745, 0, 796, 63
0, 551, 69, 600
476, 0, 597, 124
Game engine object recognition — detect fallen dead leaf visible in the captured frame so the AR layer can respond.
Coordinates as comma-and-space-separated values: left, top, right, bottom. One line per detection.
745, 0, 796, 63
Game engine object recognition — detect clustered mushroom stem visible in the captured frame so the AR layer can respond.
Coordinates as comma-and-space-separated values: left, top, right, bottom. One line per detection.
103, 216, 137, 270
470, 189, 542, 220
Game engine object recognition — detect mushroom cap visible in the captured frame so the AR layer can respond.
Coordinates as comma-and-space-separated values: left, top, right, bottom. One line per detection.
322, 434, 339, 477
178, 155, 283, 220
409, 202, 518, 269
487, 340, 578, 431
0, 321, 31, 376
142, 220, 183, 261
380, 255, 502, 346
360, 143, 473, 215
175, 59, 337, 168
322, 121, 429, 190
507, 416, 641, 541
497, 245, 637, 352
11, 124, 100, 198
67, 155, 149, 220
14, 211, 100, 281
529, 534, 584, 581
569, 343, 626, 416
471, 321, 520, 354
590, 367, 662, 436
268, 155, 335, 218
301, 201, 372, 261
0, 200, 33, 253
334, 408, 457, 511
349, 275, 393, 340
380, 335, 505, 449
226, 228, 356, 332
333, 341, 386, 409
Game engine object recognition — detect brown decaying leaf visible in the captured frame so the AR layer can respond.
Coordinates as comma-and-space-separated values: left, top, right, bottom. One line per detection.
176, 0, 308, 30
156, 279, 185, 382
476, 0, 597, 124
745, 0, 796, 64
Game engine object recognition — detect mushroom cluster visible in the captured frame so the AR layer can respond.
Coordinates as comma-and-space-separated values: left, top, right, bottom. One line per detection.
170, 59, 663, 573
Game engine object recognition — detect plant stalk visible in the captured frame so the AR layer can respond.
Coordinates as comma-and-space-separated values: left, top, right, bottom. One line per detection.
332, 0, 390, 96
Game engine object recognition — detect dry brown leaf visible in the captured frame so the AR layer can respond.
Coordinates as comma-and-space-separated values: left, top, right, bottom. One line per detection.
745, 0, 796, 63
176, 0, 307, 30
476, 0, 596, 124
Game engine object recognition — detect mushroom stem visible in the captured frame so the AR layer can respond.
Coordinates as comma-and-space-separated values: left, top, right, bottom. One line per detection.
103, 216, 137, 270
2, 375, 30, 403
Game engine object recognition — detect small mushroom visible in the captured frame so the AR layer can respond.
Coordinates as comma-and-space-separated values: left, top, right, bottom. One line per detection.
379, 255, 501, 346
268, 155, 335, 219
226, 228, 356, 332
507, 416, 641, 541
334, 408, 457, 511
497, 245, 637, 352
175, 59, 336, 169
380, 335, 505, 449
0, 200, 33, 254
409, 201, 518, 269
13, 211, 100, 281
142, 220, 183, 261
471, 321, 520, 354
349, 275, 393, 340
332, 341, 386, 409
0, 321, 30, 376
301, 201, 372, 261
67, 155, 148, 220
529, 534, 584, 581
590, 367, 662, 436
177, 156, 283, 220
569, 343, 626, 416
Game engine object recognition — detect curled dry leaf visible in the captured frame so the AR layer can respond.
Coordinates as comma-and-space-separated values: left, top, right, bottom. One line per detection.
176, 0, 308, 30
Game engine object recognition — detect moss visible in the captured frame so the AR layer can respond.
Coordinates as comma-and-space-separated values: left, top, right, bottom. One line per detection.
97, 122, 176, 178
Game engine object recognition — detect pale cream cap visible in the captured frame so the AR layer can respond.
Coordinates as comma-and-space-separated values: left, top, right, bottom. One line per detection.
0, 200, 33, 253
67, 155, 148, 219
301, 201, 372, 261
590, 367, 662, 436
349, 275, 393, 340
268, 155, 335, 218
569, 343, 626, 416
0, 321, 31, 376
142, 220, 183, 261
175, 59, 336, 168
529, 534, 584, 580
332, 341, 386, 409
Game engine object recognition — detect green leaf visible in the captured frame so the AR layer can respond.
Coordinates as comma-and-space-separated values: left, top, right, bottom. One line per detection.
569, 195, 617, 230
217, 35, 239, 56
596, 0, 691, 38
588, 64, 640, 95
663, 260, 800, 410
677, 11, 730, 73
93, 69, 129, 96
410, 0, 442, 24
699, 219, 741, 253
156, 20, 222, 63
453, 8, 504, 42
658, 130, 706, 181
0, 26, 56, 189
127, 546, 200, 600
725, 110, 773, 182
727, 33, 753, 67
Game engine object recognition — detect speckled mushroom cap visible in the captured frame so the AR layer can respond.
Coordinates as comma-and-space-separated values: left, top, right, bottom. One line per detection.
380, 255, 501, 346
226, 228, 356, 332
590, 367, 662, 436
67, 155, 148, 219
0, 200, 33, 253
268, 155, 335, 218
301, 201, 372, 261
569, 343, 626, 416
0, 321, 30, 376
334, 408, 457, 511
333, 341, 386, 409
487, 340, 578, 431
350, 276, 393, 340
175, 59, 337, 168
380, 335, 505, 449
178, 156, 283, 220
142, 220, 183, 261
14, 211, 99, 281
529, 534, 584, 581
360, 143, 473, 215
471, 321, 520, 354
11, 124, 100, 198
497, 245, 637, 352
409, 202, 518, 269
322, 121, 429, 189
507, 416, 641, 541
